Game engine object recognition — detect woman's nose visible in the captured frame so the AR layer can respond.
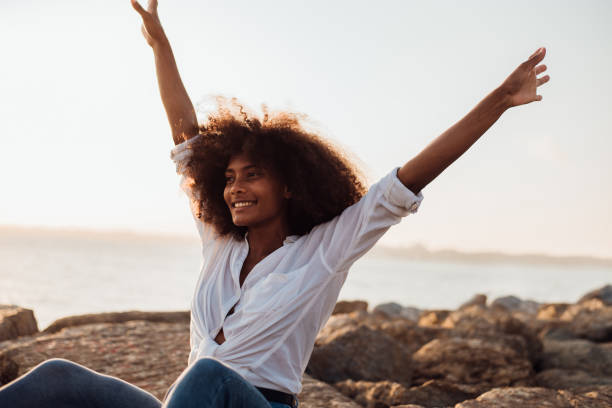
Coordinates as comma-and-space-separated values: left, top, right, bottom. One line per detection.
230, 180, 246, 194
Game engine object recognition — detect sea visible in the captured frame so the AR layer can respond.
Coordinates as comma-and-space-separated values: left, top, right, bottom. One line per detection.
1, 227, 610, 330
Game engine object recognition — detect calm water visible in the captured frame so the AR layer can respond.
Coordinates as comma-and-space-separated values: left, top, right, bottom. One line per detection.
1, 228, 610, 330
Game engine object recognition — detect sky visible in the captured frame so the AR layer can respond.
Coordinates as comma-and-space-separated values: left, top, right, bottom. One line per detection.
1, 0, 611, 259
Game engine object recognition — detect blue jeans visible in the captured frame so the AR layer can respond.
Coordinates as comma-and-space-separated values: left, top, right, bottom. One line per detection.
0, 357, 297, 408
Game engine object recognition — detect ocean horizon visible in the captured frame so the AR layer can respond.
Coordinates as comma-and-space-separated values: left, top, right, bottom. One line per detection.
1, 226, 610, 330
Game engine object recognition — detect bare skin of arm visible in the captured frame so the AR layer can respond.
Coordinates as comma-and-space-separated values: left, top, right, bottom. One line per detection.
398, 47, 551, 195
131, 0, 198, 145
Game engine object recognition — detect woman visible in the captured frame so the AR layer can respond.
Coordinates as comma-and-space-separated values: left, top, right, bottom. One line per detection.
0, 1, 549, 407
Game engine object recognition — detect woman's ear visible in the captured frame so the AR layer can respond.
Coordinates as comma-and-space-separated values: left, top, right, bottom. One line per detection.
283, 186, 292, 199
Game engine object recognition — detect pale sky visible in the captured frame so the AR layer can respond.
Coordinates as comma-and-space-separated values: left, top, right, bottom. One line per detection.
1, 0, 611, 258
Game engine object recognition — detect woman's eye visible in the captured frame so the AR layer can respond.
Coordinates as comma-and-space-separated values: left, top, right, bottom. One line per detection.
225, 177, 234, 184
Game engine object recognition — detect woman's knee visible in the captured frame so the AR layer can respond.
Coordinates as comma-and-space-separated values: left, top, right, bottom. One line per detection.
176, 358, 234, 391
189, 358, 231, 378
34, 358, 85, 378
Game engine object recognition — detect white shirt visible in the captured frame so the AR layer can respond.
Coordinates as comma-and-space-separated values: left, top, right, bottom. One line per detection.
170, 135, 424, 394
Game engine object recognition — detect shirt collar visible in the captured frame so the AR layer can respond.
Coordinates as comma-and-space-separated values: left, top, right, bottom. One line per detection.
243, 232, 299, 246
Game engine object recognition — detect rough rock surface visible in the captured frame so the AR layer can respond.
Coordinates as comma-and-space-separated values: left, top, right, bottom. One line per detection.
440, 305, 542, 364
334, 379, 478, 408
308, 324, 413, 385
0, 306, 38, 342
333, 301, 369, 316
559, 299, 612, 342
412, 337, 533, 388
455, 386, 612, 408
578, 284, 612, 305
42, 310, 190, 333
538, 338, 612, 376
535, 368, 612, 390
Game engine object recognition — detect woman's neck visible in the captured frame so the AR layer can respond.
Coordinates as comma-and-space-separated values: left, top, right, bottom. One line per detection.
246, 220, 290, 259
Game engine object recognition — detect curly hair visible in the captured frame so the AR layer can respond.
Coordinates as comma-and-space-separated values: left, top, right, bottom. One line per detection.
180, 97, 367, 240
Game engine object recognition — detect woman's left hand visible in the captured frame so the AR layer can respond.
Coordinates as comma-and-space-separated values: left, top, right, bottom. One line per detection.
501, 47, 551, 107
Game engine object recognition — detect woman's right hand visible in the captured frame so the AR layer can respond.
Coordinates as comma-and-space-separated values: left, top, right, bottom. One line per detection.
131, 0, 167, 48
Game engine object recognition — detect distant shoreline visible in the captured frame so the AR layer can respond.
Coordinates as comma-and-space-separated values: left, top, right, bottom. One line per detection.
2, 224, 611, 269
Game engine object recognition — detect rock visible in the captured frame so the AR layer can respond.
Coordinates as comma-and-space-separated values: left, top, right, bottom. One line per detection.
537, 303, 570, 320
373, 303, 402, 318
334, 379, 478, 408
297, 375, 362, 408
535, 368, 612, 389
559, 299, 612, 342
42, 310, 190, 334
390, 406, 425, 408
578, 284, 612, 305
0, 306, 38, 341
0, 354, 18, 385
440, 305, 542, 364
378, 320, 450, 355
412, 338, 533, 388
418, 310, 451, 327
317, 311, 385, 342
371, 304, 421, 323
459, 294, 487, 310
308, 324, 412, 385
491, 296, 540, 315
539, 338, 612, 376
333, 301, 369, 315
0, 320, 190, 397
454, 386, 612, 408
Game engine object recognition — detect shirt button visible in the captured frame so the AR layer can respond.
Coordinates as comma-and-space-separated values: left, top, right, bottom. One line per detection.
409, 202, 419, 212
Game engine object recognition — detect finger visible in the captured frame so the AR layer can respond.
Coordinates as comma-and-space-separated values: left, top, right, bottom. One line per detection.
536, 75, 550, 87
131, 0, 147, 15
535, 64, 547, 75
526, 47, 546, 68
536, 95, 543, 101
148, 0, 158, 13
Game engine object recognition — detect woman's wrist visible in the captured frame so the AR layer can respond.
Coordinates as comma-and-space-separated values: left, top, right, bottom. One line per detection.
493, 85, 514, 112
151, 35, 171, 53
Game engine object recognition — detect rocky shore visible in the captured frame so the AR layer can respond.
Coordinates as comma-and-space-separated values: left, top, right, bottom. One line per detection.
1, 285, 611, 407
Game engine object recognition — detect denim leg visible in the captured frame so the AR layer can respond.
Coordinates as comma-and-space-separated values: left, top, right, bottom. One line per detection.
163, 358, 273, 408
0, 358, 162, 408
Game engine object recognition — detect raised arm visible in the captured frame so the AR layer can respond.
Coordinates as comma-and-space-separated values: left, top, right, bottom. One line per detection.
131, 0, 198, 145
398, 47, 551, 195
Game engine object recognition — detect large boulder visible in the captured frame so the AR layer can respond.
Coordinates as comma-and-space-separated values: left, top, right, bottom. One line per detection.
377, 320, 450, 355
308, 324, 413, 385
440, 305, 542, 364
296, 375, 362, 408
0, 320, 190, 398
0, 306, 38, 341
578, 284, 612, 305
334, 379, 478, 408
412, 337, 533, 389
373, 303, 421, 322
538, 338, 612, 376
559, 299, 612, 342
535, 368, 612, 390
42, 310, 190, 334
454, 386, 612, 408
333, 301, 369, 316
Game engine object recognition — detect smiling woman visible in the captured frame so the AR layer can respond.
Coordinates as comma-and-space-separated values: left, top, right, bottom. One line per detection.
0, 0, 551, 406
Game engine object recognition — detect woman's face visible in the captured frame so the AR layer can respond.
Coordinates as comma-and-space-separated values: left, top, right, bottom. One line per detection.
223, 153, 290, 228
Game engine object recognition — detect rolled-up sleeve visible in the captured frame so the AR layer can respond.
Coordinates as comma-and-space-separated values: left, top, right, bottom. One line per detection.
170, 135, 217, 246
310, 167, 423, 273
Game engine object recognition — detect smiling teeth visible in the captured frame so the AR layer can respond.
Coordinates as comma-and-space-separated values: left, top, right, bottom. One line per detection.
234, 201, 255, 208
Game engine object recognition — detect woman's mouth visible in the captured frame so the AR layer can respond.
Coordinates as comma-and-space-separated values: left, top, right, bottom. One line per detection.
233, 200, 257, 208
